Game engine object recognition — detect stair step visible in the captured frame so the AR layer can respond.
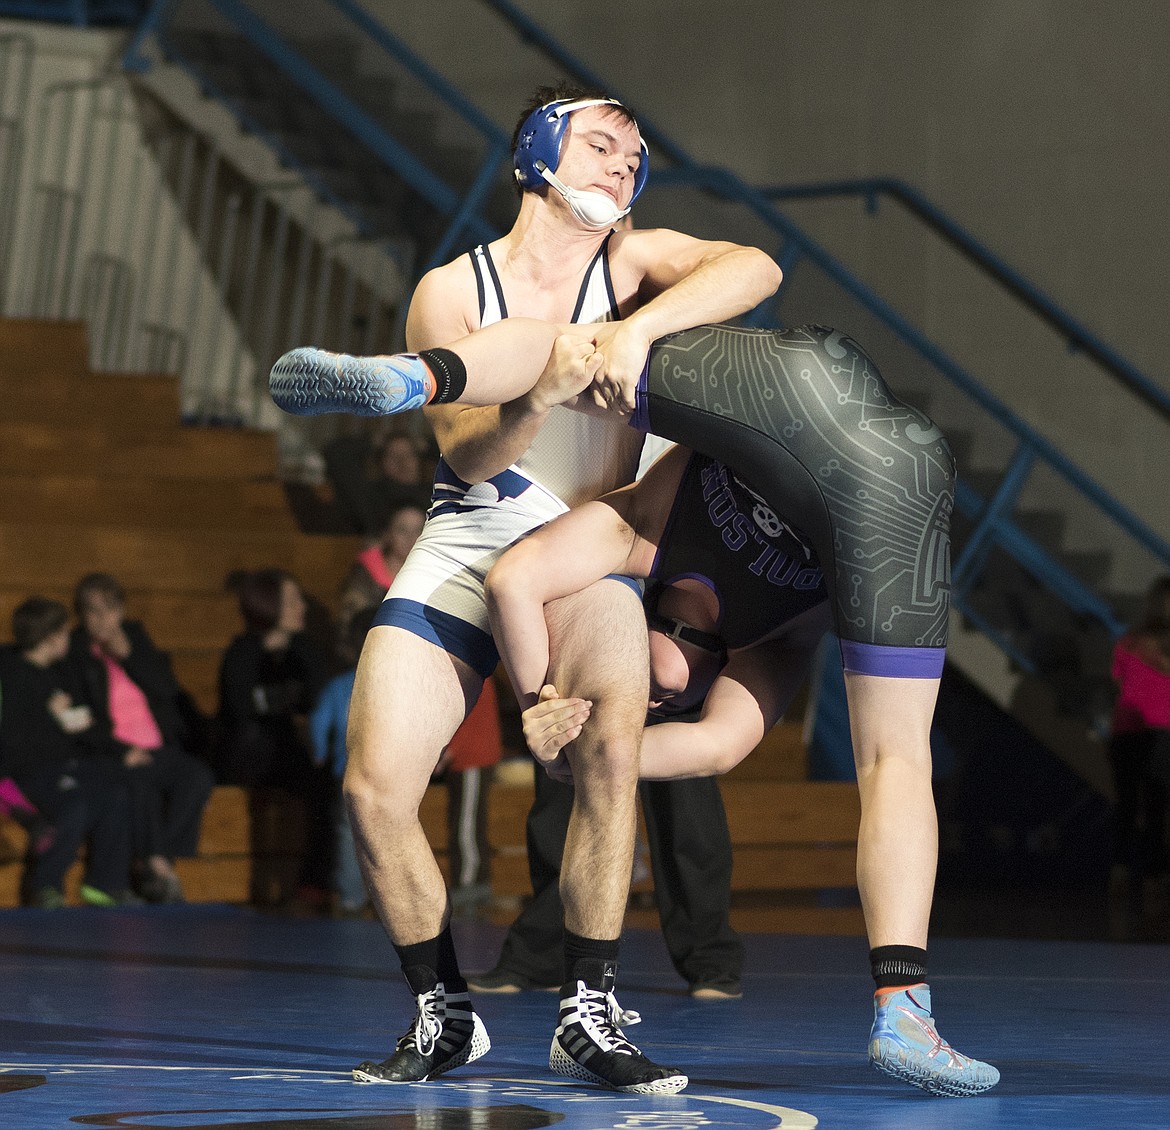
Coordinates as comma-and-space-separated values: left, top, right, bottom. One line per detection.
0, 422, 278, 479
1014, 508, 1066, 550
1055, 548, 1113, 588
0, 318, 90, 377
1, 370, 181, 431
0, 585, 242, 652
0, 521, 357, 596
723, 718, 808, 781
0, 472, 294, 530
721, 780, 860, 843
170, 651, 223, 715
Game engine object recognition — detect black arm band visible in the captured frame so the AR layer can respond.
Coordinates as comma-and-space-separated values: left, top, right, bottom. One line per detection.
418, 347, 468, 404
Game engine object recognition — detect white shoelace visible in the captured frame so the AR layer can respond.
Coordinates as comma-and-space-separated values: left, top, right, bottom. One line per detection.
403, 987, 444, 1057
575, 985, 642, 1054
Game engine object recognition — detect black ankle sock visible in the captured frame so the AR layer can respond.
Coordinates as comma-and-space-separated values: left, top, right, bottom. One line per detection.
395, 925, 466, 994
418, 347, 467, 404
564, 930, 620, 990
870, 945, 928, 989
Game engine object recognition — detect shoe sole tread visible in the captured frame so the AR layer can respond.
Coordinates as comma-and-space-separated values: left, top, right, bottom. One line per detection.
270, 348, 422, 417
549, 1035, 688, 1095
869, 1037, 999, 1097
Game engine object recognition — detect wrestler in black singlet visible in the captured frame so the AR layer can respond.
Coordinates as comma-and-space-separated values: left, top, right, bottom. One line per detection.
646, 452, 827, 648
634, 324, 954, 678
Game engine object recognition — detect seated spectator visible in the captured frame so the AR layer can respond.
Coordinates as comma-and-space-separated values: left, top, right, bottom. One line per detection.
66, 573, 215, 904
0, 597, 135, 907
323, 424, 433, 537
336, 502, 426, 645
218, 568, 332, 904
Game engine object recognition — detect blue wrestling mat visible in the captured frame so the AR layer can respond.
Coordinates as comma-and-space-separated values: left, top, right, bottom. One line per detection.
2, 904, 1168, 1129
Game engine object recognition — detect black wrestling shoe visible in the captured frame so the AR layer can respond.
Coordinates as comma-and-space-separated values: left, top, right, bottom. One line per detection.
550, 976, 688, 1095
353, 982, 490, 1083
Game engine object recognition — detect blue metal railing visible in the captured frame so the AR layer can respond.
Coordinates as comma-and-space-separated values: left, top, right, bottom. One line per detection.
125, 0, 502, 264
122, 0, 1170, 664
760, 177, 1170, 424
471, 0, 1170, 659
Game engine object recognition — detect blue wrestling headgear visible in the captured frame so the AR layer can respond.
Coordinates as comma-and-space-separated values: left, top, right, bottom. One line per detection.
513, 97, 649, 228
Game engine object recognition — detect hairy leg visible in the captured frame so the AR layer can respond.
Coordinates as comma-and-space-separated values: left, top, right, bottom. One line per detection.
344, 625, 481, 943
845, 672, 940, 949
544, 580, 649, 940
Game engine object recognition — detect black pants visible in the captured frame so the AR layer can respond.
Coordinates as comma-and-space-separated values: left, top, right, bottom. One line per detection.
122, 745, 216, 860
494, 768, 743, 990
1109, 729, 1170, 888
17, 759, 133, 896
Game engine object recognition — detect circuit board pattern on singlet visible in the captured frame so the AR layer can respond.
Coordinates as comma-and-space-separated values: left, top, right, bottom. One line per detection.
644, 323, 953, 650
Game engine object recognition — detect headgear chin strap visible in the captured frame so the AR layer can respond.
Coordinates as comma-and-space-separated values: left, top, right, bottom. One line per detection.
513, 96, 649, 224
536, 162, 630, 228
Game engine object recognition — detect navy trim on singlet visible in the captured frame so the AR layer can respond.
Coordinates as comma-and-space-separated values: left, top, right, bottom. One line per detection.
481, 249, 509, 319
472, 249, 487, 323
372, 598, 500, 679
606, 574, 644, 601
428, 456, 536, 517
600, 236, 619, 317
571, 232, 617, 322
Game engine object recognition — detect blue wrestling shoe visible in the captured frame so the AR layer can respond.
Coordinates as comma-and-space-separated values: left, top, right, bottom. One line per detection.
869, 983, 999, 1097
269, 347, 433, 417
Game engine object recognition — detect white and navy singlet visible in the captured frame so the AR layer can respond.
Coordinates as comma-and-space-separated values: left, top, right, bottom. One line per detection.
372, 235, 645, 677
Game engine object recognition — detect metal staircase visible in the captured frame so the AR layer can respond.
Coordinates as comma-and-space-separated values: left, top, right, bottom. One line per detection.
125, 0, 1170, 776
4, 0, 1167, 781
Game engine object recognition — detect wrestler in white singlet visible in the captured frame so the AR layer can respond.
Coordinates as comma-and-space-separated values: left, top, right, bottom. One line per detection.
372, 233, 645, 677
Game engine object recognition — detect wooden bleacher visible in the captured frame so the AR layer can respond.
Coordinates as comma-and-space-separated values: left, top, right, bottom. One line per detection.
0, 317, 863, 934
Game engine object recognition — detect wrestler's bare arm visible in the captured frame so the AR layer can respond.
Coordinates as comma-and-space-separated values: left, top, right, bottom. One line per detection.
522, 603, 829, 778
485, 492, 646, 709
595, 229, 783, 409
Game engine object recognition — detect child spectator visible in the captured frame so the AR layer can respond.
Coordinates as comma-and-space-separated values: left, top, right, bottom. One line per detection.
323, 425, 433, 537
0, 597, 135, 906
336, 503, 426, 645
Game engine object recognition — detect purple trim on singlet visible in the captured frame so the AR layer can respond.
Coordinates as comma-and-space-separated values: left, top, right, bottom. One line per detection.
373, 598, 499, 678
654, 570, 725, 632
631, 356, 651, 433
839, 640, 945, 679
